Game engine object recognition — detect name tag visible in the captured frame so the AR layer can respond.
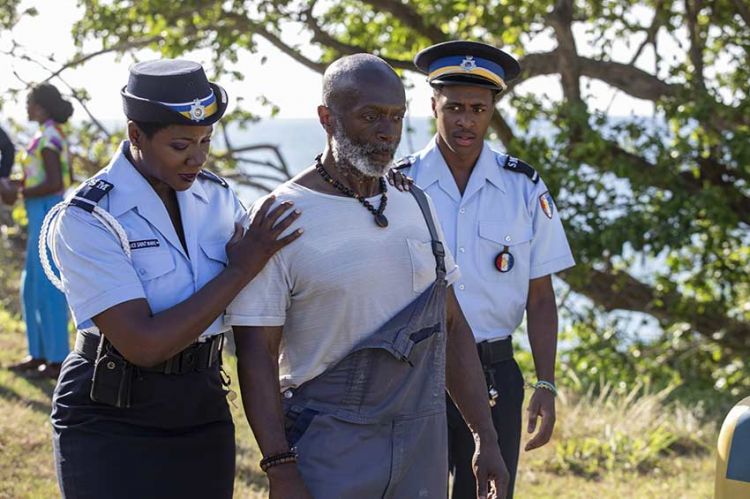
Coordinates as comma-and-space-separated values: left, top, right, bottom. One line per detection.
129, 239, 160, 250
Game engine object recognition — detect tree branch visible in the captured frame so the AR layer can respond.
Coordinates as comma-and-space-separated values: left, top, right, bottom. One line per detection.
548, 0, 583, 105
732, 0, 750, 27
361, 0, 447, 42
560, 266, 750, 354
684, 0, 707, 92
41, 36, 161, 84
302, 6, 413, 70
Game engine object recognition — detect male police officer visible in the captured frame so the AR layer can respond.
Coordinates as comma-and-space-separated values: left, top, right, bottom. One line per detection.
396, 41, 575, 498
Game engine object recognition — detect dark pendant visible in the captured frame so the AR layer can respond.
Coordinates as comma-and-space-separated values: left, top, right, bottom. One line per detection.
495, 249, 514, 273
375, 214, 389, 228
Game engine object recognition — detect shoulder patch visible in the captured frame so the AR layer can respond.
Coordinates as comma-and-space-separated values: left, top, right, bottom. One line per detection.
394, 155, 415, 171
198, 170, 228, 188
499, 154, 539, 184
69, 179, 114, 213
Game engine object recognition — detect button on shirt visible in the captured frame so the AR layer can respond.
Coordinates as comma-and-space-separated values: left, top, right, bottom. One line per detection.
52, 142, 244, 338
404, 137, 575, 341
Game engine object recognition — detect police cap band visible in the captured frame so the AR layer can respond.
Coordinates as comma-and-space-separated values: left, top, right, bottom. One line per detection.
414, 40, 521, 92
121, 59, 228, 125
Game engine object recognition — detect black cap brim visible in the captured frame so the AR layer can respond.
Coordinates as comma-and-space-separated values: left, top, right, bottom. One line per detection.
121, 82, 229, 126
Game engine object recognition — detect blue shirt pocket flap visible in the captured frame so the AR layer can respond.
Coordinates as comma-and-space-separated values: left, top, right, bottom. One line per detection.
479, 220, 533, 246
200, 241, 229, 265
131, 249, 175, 280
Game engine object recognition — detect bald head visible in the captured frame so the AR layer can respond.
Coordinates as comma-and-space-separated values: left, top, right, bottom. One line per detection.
322, 54, 404, 113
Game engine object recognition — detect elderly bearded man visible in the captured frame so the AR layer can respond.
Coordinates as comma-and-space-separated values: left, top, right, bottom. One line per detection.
227, 54, 510, 499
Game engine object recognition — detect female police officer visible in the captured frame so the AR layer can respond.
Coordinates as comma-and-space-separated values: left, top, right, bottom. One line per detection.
46, 60, 302, 498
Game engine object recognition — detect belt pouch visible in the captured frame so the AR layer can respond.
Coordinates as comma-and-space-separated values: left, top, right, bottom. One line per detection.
90, 336, 133, 408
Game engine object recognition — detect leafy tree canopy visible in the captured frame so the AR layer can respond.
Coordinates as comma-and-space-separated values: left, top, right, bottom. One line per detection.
5, 1, 750, 394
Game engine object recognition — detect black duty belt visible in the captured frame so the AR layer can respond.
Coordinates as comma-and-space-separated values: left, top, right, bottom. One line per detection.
476, 338, 513, 366
75, 332, 224, 374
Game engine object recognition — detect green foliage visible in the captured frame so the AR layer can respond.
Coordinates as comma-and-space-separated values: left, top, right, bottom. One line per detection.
536, 383, 714, 479
4, 0, 750, 398
552, 427, 677, 478
0, 0, 33, 30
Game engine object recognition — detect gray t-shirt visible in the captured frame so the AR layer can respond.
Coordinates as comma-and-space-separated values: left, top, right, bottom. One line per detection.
226, 180, 459, 390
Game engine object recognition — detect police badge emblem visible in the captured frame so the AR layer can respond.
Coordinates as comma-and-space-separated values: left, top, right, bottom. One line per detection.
189, 99, 206, 121
460, 56, 477, 71
495, 247, 514, 273
539, 191, 554, 219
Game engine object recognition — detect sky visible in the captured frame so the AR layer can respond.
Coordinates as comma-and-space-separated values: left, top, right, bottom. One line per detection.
0, 0, 669, 125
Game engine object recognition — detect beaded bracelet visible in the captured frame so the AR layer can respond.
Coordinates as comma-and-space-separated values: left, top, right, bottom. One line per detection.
260, 448, 298, 473
533, 380, 558, 397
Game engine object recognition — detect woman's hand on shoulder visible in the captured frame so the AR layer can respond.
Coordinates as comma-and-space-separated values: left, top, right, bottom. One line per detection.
387, 169, 413, 192
225, 195, 302, 280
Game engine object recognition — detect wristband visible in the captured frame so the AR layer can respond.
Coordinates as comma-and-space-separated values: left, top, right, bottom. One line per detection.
260, 448, 298, 473
533, 380, 557, 397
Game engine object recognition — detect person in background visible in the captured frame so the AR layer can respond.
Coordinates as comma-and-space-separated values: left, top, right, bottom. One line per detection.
395, 40, 576, 498
7, 84, 74, 379
0, 123, 17, 205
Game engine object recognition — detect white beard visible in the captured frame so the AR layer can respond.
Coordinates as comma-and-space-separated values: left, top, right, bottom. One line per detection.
330, 120, 396, 178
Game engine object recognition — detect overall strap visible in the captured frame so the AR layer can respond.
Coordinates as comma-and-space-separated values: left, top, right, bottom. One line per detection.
409, 186, 446, 281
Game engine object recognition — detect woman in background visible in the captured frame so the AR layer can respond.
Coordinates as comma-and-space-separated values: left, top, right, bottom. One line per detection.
8, 83, 73, 379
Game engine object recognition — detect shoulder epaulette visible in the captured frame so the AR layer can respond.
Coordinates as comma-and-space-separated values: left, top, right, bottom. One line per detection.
68, 179, 114, 213
198, 170, 228, 188
394, 155, 415, 171
499, 154, 539, 184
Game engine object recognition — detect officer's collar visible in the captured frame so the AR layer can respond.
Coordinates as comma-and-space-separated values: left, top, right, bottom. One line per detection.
420, 136, 506, 195
106, 141, 209, 217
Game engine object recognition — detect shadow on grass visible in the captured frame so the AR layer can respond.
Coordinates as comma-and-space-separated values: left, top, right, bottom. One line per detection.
235, 461, 270, 491
0, 374, 55, 416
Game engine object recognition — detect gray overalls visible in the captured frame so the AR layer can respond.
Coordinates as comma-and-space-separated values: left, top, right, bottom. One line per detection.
283, 187, 449, 498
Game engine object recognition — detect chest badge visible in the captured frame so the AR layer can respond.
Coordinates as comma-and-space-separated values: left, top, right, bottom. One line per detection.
495, 246, 514, 273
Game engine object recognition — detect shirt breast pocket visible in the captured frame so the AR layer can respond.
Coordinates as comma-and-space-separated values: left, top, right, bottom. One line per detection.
407, 238, 437, 293
200, 240, 229, 282
131, 249, 176, 282
478, 220, 533, 281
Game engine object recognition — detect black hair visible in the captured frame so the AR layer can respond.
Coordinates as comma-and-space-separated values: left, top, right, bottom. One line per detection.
131, 121, 170, 138
29, 83, 74, 124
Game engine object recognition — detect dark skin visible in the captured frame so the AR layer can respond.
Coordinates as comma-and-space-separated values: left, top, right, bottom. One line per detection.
432, 84, 560, 451
235, 61, 509, 499
85, 122, 303, 367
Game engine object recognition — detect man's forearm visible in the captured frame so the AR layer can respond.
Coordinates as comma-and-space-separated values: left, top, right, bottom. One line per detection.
526, 276, 559, 383
234, 326, 291, 457
445, 287, 497, 439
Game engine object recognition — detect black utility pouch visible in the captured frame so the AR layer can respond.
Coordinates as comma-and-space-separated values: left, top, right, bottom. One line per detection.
90, 340, 133, 408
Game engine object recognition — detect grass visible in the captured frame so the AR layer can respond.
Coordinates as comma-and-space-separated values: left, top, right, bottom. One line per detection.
0, 308, 718, 499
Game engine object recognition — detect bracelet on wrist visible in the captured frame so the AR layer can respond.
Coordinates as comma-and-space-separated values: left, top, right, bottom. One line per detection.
259, 448, 298, 473
533, 380, 557, 397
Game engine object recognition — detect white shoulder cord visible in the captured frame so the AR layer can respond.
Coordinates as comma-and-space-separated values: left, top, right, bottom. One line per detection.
40, 198, 132, 292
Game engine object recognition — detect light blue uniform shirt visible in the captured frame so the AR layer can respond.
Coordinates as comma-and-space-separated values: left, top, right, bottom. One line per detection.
52, 142, 244, 338
403, 137, 575, 341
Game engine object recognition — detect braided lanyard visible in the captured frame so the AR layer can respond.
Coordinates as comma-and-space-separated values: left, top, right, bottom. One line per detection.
39, 180, 131, 292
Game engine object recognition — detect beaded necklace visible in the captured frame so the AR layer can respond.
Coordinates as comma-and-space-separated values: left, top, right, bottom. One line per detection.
314, 154, 389, 228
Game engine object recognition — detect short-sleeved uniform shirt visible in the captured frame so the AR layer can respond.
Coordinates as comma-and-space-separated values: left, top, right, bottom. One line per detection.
21, 119, 71, 191
52, 142, 245, 338
225, 181, 460, 390
402, 137, 575, 342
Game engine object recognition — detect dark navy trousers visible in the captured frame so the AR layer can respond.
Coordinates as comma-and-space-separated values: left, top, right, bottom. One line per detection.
447, 357, 525, 499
